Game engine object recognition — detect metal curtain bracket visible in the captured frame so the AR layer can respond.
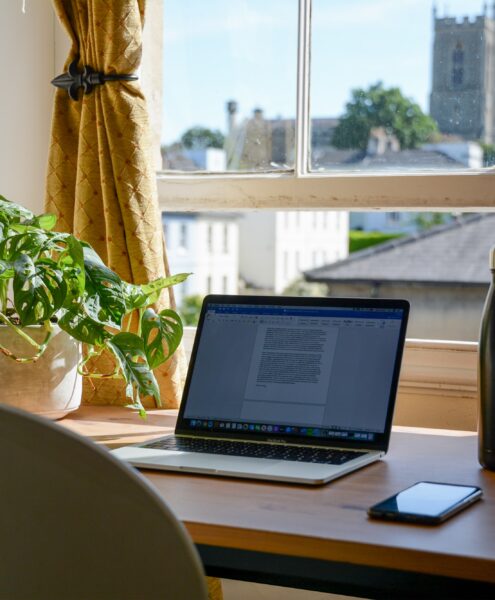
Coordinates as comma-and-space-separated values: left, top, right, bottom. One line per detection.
51, 58, 138, 100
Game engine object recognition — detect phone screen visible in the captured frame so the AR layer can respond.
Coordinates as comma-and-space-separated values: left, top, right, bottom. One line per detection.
368, 482, 482, 523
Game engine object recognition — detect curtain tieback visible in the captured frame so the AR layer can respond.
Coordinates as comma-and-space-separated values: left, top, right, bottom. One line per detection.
51, 58, 138, 100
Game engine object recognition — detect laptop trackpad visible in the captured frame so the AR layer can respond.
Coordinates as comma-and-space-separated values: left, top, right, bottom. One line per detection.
114, 447, 282, 474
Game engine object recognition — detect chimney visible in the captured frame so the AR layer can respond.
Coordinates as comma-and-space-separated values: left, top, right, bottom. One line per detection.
226, 100, 238, 133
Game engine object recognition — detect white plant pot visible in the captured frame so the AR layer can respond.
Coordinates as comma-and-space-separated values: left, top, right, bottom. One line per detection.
0, 324, 82, 420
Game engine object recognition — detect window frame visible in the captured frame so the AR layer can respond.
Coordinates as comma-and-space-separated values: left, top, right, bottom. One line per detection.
155, 0, 488, 426
157, 0, 495, 212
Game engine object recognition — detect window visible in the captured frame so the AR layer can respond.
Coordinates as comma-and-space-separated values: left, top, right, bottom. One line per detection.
223, 224, 229, 253
452, 41, 464, 87
179, 223, 187, 249
207, 224, 213, 253
157, 0, 494, 346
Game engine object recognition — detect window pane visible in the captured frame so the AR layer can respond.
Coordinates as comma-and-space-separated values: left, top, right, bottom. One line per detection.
310, 1, 493, 172
163, 209, 490, 341
162, 0, 298, 172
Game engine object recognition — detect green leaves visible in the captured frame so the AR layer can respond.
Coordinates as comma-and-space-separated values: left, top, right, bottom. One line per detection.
332, 81, 438, 151
0, 196, 189, 416
58, 310, 109, 346
124, 273, 191, 311
13, 255, 67, 325
0, 196, 34, 225
108, 332, 160, 403
82, 245, 126, 328
141, 308, 183, 369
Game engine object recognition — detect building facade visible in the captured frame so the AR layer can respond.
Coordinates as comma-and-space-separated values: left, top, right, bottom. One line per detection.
430, 5, 495, 143
162, 213, 239, 307
239, 211, 349, 293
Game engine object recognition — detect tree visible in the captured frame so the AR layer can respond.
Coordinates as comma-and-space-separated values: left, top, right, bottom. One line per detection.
181, 127, 225, 150
332, 82, 438, 151
480, 142, 495, 167
179, 294, 204, 326
413, 212, 453, 231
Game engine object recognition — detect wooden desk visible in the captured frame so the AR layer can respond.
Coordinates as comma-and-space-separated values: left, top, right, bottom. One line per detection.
63, 406, 495, 599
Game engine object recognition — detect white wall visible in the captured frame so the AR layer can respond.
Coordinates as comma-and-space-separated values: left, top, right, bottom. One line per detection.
0, 2, 56, 213
239, 212, 276, 289
164, 215, 239, 305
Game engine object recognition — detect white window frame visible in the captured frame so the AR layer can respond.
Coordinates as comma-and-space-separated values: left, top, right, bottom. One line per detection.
156, 0, 489, 429
157, 0, 495, 212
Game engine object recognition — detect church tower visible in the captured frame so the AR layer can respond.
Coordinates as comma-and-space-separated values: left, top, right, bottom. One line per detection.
430, 4, 495, 143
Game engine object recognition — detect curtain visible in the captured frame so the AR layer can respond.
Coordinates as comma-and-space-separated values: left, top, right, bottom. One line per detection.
46, 2, 222, 597
45, 0, 186, 410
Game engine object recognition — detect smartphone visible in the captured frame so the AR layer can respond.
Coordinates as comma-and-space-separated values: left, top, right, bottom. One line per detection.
368, 481, 482, 524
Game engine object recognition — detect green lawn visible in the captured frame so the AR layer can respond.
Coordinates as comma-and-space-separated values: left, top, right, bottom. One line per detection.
349, 231, 404, 253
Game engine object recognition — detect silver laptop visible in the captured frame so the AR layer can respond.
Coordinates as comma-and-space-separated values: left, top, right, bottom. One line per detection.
112, 295, 409, 485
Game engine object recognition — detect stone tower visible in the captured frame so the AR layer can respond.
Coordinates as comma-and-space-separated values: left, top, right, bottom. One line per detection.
430, 4, 495, 143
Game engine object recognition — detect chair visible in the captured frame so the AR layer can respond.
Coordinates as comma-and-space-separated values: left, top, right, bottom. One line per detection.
0, 404, 208, 600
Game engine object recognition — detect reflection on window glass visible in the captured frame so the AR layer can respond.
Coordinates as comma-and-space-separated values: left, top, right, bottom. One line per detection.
310, 0, 493, 171
162, 0, 297, 172
164, 208, 491, 342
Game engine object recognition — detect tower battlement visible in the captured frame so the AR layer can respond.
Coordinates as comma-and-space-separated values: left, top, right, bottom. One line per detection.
430, 5, 495, 144
434, 15, 489, 29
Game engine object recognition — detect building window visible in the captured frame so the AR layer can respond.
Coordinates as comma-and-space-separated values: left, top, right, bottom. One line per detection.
284, 251, 289, 277
207, 224, 213, 253
223, 224, 229, 253
179, 223, 187, 248
222, 275, 228, 293
207, 275, 212, 294
452, 42, 464, 87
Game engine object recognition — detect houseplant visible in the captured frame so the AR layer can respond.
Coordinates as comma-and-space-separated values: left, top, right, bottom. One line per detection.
0, 195, 188, 418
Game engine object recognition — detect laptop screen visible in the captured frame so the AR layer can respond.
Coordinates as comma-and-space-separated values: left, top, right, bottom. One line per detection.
177, 296, 409, 449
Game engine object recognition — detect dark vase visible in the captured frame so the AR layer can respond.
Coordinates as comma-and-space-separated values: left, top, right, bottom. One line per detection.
479, 246, 495, 470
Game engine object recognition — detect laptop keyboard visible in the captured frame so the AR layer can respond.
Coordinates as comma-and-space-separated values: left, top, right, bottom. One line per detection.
142, 437, 366, 465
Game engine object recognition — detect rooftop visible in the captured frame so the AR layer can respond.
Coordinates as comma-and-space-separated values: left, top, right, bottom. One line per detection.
305, 214, 495, 286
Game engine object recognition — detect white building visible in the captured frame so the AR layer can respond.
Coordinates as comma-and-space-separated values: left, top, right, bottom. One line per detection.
239, 211, 349, 293
162, 212, 239, 306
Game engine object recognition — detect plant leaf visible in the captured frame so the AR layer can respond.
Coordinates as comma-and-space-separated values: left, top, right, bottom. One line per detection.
82, 245, 126, 328
0, 231, 48, 262
28, 213, 57, 231
0, 196, 34, 225
123, 272, 191, 311
58, 236, 85, 309
141, 308, 183, 369
58, 309, 109, 346
107, 332, 160, 402
0, 259, 13, 279
13, 255, 67, 325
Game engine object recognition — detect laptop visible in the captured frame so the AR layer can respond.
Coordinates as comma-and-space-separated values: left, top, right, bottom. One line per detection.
112, 295, 409, 485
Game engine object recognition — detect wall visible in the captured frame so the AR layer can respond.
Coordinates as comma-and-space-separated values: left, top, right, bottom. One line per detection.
239, 212, 276, 290
0, 2, 57, 213
325, 281, 487, 341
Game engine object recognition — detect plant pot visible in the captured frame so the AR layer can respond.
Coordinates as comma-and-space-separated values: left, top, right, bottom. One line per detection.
0, 324, 82, 420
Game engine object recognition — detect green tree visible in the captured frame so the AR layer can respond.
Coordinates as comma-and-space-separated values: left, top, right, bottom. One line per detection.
481, 142, 495, 167
413, 212, 452, 230
181, 127, 225, 150
332, 82, 438, 151
179, 294, 204, 326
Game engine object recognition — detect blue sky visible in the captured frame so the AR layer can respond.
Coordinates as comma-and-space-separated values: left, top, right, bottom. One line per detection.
162, 0, 484, 144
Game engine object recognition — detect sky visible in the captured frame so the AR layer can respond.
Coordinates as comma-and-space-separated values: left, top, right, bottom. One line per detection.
162, 0, 486, 144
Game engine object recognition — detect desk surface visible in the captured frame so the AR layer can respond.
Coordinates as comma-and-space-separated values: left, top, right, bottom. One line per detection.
62, 406, 495, 597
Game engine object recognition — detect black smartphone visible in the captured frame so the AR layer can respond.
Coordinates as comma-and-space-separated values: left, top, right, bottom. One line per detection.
368, 481, 482, 524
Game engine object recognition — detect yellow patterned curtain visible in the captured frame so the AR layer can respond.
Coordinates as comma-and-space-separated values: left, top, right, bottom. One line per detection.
45, 0, 186, 409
